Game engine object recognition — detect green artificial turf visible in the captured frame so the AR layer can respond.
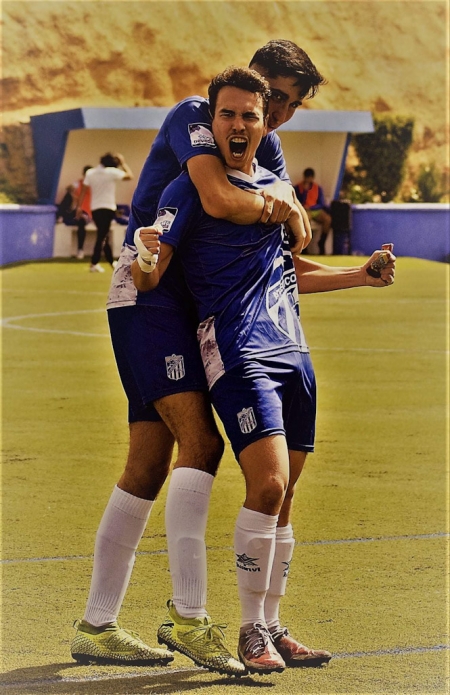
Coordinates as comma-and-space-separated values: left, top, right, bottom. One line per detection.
1, 257, 448, 694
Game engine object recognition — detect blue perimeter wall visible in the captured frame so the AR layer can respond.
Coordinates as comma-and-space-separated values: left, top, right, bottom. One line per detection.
0, 203, 449, 265
351, 204, 450, 262
0, 205, 56, 265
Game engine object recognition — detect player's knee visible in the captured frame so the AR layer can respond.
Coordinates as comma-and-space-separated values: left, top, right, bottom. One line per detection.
249, 475, 287, 516
177, 429, 224, 476
198, 431, 225, 476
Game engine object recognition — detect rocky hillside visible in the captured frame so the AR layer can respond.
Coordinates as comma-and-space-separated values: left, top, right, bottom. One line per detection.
1, 0, 448, 201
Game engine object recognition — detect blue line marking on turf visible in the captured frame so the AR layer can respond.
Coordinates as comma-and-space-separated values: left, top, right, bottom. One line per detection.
1, 532, 448, 565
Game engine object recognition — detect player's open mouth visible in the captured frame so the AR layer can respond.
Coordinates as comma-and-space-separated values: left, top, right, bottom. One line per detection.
229, 137, 248, 159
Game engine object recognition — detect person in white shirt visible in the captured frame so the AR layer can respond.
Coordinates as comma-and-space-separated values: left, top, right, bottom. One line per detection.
78, 153, 133, 272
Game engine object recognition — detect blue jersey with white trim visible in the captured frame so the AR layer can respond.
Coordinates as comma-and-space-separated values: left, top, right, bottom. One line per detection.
157, 165, 308, 387
107, 96, 288, 310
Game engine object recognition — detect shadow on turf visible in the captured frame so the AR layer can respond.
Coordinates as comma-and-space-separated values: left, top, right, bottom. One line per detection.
0, 662, 276, 693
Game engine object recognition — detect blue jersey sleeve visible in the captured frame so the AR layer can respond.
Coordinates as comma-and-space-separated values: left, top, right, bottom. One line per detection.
154, 172, 202, 250
166, 97, 220, 168
255, 131, 290, 183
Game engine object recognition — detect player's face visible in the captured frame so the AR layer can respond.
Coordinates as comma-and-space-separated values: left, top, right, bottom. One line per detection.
212, 86, 267, 175
250, 64, 304, 131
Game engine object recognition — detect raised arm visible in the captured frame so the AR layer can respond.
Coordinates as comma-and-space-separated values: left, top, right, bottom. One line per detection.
115, 153, 133, 180
131, 226, 173, 292
295, 244, 396, 294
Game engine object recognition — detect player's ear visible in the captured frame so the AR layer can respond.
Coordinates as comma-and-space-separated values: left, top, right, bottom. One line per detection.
262, 114, 269, 137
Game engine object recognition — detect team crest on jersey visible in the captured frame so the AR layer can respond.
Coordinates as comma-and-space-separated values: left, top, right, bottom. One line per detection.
188, 123, 216, 148
165, 354, 185, 381
155, 207, 178, 232
237, 407, 257, 434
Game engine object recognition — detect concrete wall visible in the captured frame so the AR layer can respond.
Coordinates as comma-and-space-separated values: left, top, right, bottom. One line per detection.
351, 204, 450, 262
0, 205, 56, 265
1, 203, 449, 266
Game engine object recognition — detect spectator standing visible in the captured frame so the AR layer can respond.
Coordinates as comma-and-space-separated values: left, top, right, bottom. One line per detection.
78, 153, 133, 272
294, 168, 331, 254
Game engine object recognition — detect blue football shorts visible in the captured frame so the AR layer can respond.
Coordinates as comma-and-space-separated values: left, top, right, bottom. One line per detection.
210, 351, 316, 459
108, 305, 208, 423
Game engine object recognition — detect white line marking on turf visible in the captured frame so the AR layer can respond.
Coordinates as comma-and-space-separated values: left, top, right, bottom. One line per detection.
1, 288, 107, 296
0, 646, 448, 689
311, 345, 449, 355
1, 532, 448, 565
0, 309, 107, 337
1, 310, 448, 354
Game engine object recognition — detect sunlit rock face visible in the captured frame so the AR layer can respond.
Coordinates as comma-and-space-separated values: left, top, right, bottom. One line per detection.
1, 1, 448, 199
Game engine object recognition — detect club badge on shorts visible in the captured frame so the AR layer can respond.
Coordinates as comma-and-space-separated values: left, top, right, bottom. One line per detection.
237, 407, 257, 434
165, 354, 185, 381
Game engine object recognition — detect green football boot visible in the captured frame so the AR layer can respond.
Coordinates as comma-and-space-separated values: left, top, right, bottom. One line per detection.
71, 619, 174, 666
157, 600, 246, 676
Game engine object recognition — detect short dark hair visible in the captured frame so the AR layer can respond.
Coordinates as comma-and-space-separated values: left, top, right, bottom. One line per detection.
249, 39, 326, 101
208, 66, 271, 117
83, 165, 92, 175
100, 153, 119, 168
303, 167, 315, 178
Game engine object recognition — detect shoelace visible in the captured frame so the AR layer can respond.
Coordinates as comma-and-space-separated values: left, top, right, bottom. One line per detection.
243, 623, 271, 657
270, 626, 289, 642
184, 622, 228, 648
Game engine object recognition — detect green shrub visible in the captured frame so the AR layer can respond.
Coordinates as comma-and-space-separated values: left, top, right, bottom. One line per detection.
415, 163, 445, 202
352, 115, 414, 202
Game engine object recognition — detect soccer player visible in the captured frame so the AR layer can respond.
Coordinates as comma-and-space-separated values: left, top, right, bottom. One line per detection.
131, 67, 395, 673
71, 40, 325, 676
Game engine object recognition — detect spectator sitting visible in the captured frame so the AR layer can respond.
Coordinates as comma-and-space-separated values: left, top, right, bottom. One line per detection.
56, 165, 92, 259
294, 167, 332, 255
72, 166, 93, 259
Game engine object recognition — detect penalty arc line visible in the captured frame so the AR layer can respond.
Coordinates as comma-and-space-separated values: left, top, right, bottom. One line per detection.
1, 310, 448, 354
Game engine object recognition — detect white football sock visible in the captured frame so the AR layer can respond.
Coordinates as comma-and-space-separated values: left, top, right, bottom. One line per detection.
234, 506, 278, 628
83, 485, 152, 626
265, 524, 295, 631
165, 468, 214, 618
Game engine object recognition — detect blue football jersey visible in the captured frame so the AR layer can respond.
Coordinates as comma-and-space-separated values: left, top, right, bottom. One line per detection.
156, 164, 308, 388
107, 96, 289, 311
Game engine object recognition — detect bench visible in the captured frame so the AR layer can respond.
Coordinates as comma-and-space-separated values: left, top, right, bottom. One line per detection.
307, 219, 333, 255
53, 220, 126, 258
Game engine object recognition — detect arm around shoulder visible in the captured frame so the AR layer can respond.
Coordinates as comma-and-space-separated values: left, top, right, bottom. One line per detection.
187, 155, 265, 223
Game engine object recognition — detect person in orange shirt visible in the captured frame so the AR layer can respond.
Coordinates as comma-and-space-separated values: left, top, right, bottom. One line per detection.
57, 165, 93, 259
73, 165, 93, 259
294, 168, 332, 254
